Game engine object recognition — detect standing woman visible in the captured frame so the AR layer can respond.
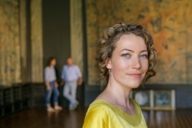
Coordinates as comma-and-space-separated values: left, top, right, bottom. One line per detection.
83, 23, 156, 128
44, 57, 62, 112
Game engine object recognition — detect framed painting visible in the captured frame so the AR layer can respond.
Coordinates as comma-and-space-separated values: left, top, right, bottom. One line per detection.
153, 90, 175, 110
132, 90, 153, 110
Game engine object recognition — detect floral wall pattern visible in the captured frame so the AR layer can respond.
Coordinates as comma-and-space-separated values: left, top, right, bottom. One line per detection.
86, 0, 192, 85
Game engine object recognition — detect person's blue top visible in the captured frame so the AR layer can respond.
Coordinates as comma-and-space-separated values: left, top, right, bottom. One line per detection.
61, 65, 81, 82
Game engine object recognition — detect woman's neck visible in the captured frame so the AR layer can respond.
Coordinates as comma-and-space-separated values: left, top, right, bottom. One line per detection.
105, 79, 132, 107
97, 77, 136, 114
49, 65, 54, 68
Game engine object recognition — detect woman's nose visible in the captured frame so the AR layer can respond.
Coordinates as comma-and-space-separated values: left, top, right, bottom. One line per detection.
132, 56, 141, 69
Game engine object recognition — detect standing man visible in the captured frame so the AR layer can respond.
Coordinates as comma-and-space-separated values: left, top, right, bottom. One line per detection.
61, 57, 82, 110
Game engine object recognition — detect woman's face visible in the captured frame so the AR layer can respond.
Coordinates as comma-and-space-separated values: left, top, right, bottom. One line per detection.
51, 59, 56, 66
106, 34, 148, 89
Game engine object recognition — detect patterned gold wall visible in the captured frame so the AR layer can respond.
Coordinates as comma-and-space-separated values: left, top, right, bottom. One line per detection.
0, 0, 43, 86
0, 0, 21, 85
86, 0, 192, 85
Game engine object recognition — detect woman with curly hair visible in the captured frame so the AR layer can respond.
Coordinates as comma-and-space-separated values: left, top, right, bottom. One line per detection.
83, 23, 156, 128
44, 57, 62, 112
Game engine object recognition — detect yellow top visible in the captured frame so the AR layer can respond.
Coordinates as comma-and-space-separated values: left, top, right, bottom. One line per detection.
83, 99, 147, 128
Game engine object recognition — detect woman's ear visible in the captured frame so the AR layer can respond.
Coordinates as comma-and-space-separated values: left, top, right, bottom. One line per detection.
106, 59, 112, 69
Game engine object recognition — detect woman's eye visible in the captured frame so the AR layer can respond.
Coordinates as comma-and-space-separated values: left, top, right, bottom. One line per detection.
121, 53, 131, 58
140, 54, 148, 58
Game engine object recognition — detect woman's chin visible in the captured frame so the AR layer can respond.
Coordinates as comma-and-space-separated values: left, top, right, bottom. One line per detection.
124, 80, 142, 89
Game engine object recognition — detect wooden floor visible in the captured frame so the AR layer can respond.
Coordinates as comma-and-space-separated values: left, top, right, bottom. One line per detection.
143, 109, 192, 128
0, 107, 192, 128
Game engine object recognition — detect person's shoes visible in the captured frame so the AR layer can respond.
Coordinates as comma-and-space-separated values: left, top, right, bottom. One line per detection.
75, 101, 79, 108
47, 107, 55, 112
69, 102, 79, 110
55, 106, 62, 111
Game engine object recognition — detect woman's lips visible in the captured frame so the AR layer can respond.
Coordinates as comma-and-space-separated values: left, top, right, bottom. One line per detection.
127, 73, 142, 79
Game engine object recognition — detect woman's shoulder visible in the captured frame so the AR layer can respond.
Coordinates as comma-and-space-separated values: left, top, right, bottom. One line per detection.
83, 99, 112, 128
45, 66, 50, 71
85, 99, 118, 119
88, 99, 112, 112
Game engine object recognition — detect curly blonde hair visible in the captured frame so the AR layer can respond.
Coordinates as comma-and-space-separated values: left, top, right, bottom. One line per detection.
97, 23, 156, 82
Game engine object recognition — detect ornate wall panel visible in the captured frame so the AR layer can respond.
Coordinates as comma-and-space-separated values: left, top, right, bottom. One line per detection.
0, 0, 21, 85
86, 0, 192, 85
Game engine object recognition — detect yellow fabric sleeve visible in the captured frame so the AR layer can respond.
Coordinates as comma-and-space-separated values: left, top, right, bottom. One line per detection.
83, 104, 108, 128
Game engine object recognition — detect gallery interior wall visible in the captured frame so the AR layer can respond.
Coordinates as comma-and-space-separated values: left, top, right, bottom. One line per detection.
1, 0, 192, 87
0, 0, 44, 85
42, 0, 71, 72
85, 0, 192, 85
